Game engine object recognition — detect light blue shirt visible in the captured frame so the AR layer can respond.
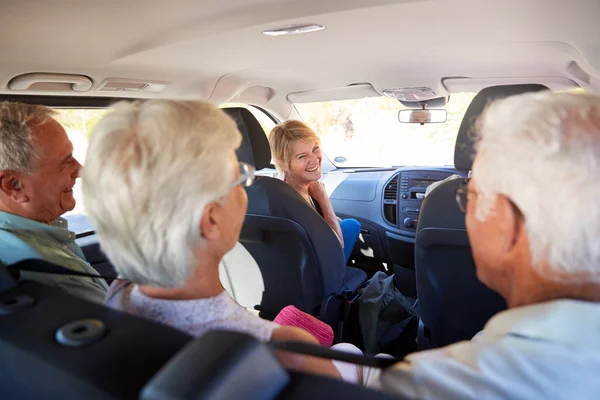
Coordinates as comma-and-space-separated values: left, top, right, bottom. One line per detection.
0, 211, 108, 303
377, 299, 600, 400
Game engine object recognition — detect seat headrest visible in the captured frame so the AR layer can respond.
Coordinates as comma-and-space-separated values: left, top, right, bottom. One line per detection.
224, 108, 272, 170
454, 84, 549, 171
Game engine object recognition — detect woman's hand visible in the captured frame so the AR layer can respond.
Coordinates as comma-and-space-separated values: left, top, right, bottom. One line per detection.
272, 326, 342, 380
308, 181, 329, 202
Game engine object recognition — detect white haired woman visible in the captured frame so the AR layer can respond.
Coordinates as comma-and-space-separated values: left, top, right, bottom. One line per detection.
269, 120, 361, 263
81, 99, 340, 378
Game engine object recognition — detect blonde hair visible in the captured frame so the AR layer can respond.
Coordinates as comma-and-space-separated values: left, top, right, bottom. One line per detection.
268, 120, 320, 174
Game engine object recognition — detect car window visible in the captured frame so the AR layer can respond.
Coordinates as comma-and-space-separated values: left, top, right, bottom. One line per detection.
54, 108, 107, 234
221, 103, 277, 136
294, 93, 477, 168
221, 103, 279, 176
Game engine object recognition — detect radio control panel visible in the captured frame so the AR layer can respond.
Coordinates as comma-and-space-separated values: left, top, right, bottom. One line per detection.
397, 170, 454, 230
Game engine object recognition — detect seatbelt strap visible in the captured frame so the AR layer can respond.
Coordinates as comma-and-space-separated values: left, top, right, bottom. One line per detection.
270, 340, 396, 369
10, 259, 116, 280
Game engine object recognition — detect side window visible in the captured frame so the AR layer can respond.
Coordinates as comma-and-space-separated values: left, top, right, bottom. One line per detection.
54, 108, 107, 234
221, 103, 278, 175
221, 103, 277, 137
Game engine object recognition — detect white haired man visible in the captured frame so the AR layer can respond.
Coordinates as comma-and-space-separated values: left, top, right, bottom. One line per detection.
373, 91, 600, 398
0, 102, 108, 303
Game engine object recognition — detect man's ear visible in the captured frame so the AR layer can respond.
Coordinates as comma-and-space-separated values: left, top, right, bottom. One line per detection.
0, 171, 28, 202
200, 202, 222, 241
496, 194, 525, 252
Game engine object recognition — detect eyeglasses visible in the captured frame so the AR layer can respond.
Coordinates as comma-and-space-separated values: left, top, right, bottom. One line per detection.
455, 179, 471, 213
230, 162, 256, 188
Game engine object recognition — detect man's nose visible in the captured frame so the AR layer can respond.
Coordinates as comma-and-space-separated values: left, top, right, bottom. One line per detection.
73, 158, 83, 177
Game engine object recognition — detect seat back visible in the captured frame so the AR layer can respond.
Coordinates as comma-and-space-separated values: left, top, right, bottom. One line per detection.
415, 84, 548, 347
243, 178, 346, 317
416, 178, 506, 346
0, 260, 192, 400
223, 108, 355, 319
1, 260, 400, 400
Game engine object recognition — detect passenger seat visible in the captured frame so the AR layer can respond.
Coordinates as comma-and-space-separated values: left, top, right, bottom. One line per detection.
224, 108, 368, 328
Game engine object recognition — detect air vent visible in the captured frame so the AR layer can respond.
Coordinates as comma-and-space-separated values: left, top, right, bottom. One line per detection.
97, 78, 170, 93
384, 175, 398, 201
383, 175, 398, 225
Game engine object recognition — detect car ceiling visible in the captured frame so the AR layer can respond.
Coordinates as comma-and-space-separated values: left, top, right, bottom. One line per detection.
0, 0, 598, 117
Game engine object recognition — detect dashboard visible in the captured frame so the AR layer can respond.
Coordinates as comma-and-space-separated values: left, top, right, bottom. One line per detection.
323, 167, 460, 269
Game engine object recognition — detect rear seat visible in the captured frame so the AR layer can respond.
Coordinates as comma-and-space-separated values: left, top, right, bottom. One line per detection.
0, 259, 401, 400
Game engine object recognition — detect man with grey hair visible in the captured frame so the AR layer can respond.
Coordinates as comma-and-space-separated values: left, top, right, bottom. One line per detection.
368, 91, 600, 398
0, 102, 107, 303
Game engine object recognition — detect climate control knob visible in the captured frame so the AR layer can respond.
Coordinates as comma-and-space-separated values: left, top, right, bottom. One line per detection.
403, 217, 415, 228
401, 193, 408, 199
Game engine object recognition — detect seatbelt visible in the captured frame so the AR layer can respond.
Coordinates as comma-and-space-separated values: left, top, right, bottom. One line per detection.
270, 340, 396, 369
9, 259, 117, 280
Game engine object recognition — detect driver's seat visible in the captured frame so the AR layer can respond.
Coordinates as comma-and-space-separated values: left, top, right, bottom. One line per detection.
223, 108, 367, 328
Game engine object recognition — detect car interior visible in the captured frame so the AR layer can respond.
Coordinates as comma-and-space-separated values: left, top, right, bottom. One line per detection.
1, 0, 599, 398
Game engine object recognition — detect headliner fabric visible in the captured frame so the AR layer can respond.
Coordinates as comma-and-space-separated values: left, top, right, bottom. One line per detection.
224, 108, 272, 170
453, 84, 549, 171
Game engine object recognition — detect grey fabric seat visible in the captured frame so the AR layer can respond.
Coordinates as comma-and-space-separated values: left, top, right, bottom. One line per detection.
415, 84, 548, 348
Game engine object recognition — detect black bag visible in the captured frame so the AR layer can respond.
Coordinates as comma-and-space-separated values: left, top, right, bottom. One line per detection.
358, 271, 419, 358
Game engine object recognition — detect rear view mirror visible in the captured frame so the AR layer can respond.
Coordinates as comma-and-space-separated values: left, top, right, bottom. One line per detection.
399, 109, 447, 124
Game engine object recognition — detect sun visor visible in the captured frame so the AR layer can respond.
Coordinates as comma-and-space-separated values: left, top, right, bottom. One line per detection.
288, 83, 380, 103
443, 77, 578, 92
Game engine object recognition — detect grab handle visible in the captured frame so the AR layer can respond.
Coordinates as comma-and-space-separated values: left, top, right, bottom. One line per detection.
9, 73, 93, 92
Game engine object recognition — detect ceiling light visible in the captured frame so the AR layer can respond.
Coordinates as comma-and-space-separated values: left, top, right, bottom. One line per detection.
262, 24, 324, 36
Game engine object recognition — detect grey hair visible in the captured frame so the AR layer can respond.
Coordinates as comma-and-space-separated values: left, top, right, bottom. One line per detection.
0, 102, 56, 172
473, 90, 600, 281
81, 100, 242, 288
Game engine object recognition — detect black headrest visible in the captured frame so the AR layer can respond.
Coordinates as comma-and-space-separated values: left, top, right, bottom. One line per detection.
454, 84, 549, 171
224, 108, 272, 170
0, 274, 192, 399
141, 330, 289, 399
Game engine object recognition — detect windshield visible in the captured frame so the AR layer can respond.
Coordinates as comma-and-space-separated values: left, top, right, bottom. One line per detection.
294, 92, 476, 168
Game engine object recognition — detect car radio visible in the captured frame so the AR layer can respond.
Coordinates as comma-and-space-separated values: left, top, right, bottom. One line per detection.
398, 170, 453, 229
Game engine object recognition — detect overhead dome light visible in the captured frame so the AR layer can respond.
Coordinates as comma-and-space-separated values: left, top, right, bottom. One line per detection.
262, 24, 324, 36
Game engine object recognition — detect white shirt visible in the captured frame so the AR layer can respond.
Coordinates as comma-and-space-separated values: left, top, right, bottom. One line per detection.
376, 300, 600, 400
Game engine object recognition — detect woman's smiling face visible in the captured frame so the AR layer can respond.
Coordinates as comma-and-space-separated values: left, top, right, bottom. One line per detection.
287, 139, 322, 183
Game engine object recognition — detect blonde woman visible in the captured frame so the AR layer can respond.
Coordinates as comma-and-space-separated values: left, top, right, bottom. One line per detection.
269, 120, 360, 263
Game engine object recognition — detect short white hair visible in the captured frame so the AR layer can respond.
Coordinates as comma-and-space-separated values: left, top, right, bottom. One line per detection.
0, 102, 56, 172
473, 90, 600, 280
82, 100, 242, 287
